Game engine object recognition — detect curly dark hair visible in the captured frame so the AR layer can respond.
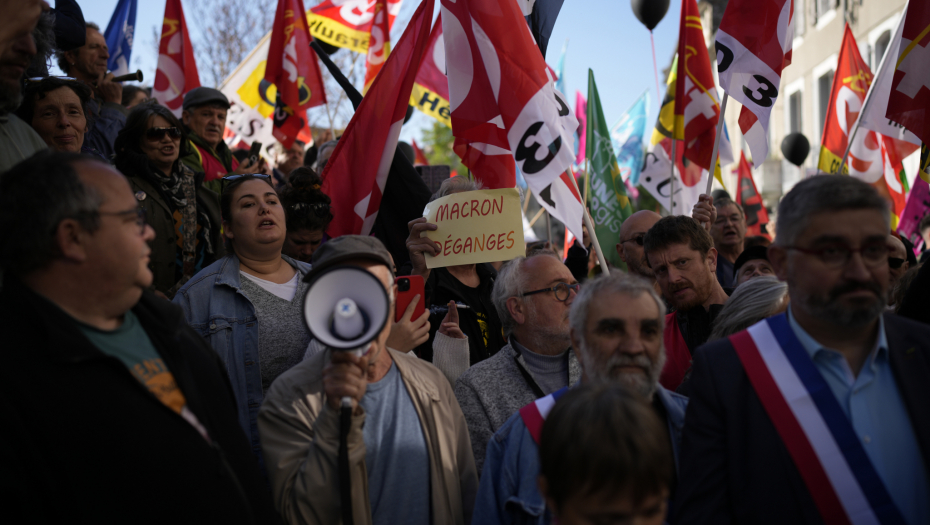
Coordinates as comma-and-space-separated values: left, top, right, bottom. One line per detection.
279, 167, 333, 234
16, 78, 93, 127
113, 101, 191, 159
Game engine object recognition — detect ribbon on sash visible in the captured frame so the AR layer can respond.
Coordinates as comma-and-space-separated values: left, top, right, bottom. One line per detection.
519, 387, 569, 445
731, 313, 906, 525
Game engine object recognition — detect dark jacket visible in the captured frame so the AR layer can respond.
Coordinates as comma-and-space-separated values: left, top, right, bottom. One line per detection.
119, 152, 225, 296
416, 263, 506, 365
672, 312, 930, 524
84, 97, 127, 160
0, 277, 280, 524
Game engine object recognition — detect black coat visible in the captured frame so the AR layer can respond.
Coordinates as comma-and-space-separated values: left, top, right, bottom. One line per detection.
0, 278, 280, 524
671, 312, 930, 524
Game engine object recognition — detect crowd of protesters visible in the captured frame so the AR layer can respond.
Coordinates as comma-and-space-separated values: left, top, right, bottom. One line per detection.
1, 2, 929, 525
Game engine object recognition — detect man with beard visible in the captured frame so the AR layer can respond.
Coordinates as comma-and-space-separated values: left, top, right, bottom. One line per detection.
472, 272, 687, 525
454, 252, 581, 473
693, 195, 747, 289
616, 210, 661, 284
674, 175, 930, 525
644, 215, 728, 391
57, 23, 127, 159
0, 11, 46, 173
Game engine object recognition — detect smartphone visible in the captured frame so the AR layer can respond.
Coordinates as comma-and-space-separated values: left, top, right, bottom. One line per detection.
248, 141, 263, 166
394, 275, 425, 323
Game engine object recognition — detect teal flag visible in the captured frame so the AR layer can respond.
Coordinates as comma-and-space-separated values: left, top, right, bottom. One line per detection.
586, 69, 634, 269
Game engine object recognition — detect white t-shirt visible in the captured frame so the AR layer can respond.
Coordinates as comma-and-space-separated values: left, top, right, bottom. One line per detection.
240, 270, 300, 301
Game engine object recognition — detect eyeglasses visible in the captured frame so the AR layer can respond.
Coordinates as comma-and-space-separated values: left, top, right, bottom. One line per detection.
145, 127, 182, 141
98, 206, 147, 235
521, 282, 581, 302
619, 234, 645, 246
219, 173, 272, 193
888, 257, 906, 269
289, 202, 332, 218
786, 243, 889, 269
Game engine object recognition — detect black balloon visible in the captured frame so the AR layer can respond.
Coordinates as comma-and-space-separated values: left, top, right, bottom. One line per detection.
781, 132, 810, 167
631, 0, 670, 31
397, 141, 415, 164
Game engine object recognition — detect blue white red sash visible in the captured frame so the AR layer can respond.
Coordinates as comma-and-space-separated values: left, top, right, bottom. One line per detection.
731, 314, 905, 525
519, 387, 569, 445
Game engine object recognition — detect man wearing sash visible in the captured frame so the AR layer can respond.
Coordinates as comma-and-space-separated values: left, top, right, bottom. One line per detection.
471, 273, 687, 525
674, 175, 930, 525
643, 215, 729, 391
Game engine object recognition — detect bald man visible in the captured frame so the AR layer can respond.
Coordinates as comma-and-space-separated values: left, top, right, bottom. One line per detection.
616, 210, 662, 282
888, 234, 910, 307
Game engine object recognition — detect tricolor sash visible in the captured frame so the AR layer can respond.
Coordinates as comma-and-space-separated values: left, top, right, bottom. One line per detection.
519, 387, 568, 445
731, 314, 905, 525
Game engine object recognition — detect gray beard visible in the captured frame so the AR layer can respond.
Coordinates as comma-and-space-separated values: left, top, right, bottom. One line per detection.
584, 346, 667, 399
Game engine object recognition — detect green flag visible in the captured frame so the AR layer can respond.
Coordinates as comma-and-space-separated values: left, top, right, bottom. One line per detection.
586, 69, 634, 269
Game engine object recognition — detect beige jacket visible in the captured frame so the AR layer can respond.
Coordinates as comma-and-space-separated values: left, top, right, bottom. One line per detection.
258, 348, 478, 525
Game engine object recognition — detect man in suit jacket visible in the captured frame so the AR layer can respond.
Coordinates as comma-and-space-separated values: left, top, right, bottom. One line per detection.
673, 175, 930, 525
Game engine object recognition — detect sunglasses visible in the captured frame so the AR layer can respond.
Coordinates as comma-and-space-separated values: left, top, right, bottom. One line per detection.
220, 173, 272, 193
888, 257, 906, 269
290, 202, 332, 218
145, 127, 182, 141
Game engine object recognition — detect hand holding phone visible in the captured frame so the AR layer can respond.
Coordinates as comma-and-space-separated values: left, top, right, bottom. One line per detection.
394, 275, 425, 323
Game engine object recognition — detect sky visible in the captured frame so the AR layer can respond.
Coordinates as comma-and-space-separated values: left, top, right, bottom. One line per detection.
68, 0, 683, 145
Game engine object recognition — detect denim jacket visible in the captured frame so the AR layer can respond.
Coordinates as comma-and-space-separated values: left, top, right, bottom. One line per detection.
173, 253, 310, 464
471, 385, 688, 525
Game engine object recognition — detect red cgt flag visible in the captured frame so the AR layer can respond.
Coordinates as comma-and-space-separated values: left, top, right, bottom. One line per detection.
674, 0, 721, 171
733, 152, 771, 239
886, 1, 930, 147
265, 0, 327, 149
321, 0, 434, 237
362, 0, 391, 93
153, 0, 200, 117
410, 15, 451, 127
308, 0, 402, 55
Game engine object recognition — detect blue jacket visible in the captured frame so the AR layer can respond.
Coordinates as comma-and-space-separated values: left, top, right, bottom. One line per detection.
173, 253, 310, 465
472, 385, 688, 525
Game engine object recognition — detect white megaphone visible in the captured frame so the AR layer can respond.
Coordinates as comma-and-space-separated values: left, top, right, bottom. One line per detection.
303, 265, 390, 355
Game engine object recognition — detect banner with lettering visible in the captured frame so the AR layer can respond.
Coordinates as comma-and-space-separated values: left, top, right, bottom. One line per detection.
410, 14, 450, 127
422, 188, 524, 268
308, 0, 403, 54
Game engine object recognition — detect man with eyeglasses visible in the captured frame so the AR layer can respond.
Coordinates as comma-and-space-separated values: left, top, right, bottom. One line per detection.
0, 152, 279, 523
673, 175, 930, 525
615, 210, 662, 283
472, 272, 688, 525
454, 252, 581, 473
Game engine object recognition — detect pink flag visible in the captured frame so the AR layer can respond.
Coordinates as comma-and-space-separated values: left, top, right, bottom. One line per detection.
576, 91, 587, 161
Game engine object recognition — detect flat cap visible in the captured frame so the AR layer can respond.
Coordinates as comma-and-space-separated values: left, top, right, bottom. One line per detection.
733, 245, 770, 277
182, 87, 230, 110
305, 235, 394, 283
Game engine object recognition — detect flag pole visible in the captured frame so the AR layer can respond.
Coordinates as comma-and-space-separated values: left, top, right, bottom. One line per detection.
705, 92, 729, 195
528, 207, 546, 227
836, 125, 860, 175
584, 158, 590, 205
669, 139, 676, 214
523, 187, 532, 214
564, 165, 610, 274
546, 211, 552, 244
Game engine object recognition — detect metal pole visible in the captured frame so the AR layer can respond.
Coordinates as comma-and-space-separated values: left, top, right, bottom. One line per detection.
705, 92, 729, 195
563, 165, 610, 273
670, 139, 677, 214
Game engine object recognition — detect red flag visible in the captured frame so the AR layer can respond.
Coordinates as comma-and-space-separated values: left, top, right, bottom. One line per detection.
321, 0, 434, 237
674, 0, 721, 170
363, 0, 391, 93
453, 140, 516, 190
733, 152, 771, 239
412, 139, 429, 166
265, 0, 327, 149
816, 25, 880, 178
886, 1, 930, 146
153, 0, 200, 116
410, 14, 451, 127
442, 0, 578, 196
308, 0, 402, 55
878, 135, 907, 226
715, 0, 794, 167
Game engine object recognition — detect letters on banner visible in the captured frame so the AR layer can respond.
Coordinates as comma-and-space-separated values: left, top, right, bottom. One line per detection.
410, 15, 451, 127
422, 189, 525, 268
308, 0, 402, 54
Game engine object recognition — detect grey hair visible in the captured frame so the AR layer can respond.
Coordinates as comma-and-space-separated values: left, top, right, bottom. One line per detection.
430, 176, 483, 201
775, 175, 889, 247
0, 152, 104, 276
708, 276, 788, 340
57, 22, 102, 74
569, 272, 667, 354
491, 252, 561, 337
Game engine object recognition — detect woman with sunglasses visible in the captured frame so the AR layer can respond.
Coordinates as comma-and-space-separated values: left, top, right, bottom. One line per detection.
173, 174, 312, 469
114, 102, 224, 298
278, 167, 333, 263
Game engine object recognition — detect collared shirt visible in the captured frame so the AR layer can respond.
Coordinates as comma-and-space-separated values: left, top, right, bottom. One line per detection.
787, 308, 929, 525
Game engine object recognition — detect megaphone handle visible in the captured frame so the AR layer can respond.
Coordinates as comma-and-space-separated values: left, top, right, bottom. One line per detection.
340, 347, 366, 408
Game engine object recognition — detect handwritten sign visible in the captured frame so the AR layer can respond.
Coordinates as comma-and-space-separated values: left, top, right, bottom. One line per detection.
422, 188, 524, 268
